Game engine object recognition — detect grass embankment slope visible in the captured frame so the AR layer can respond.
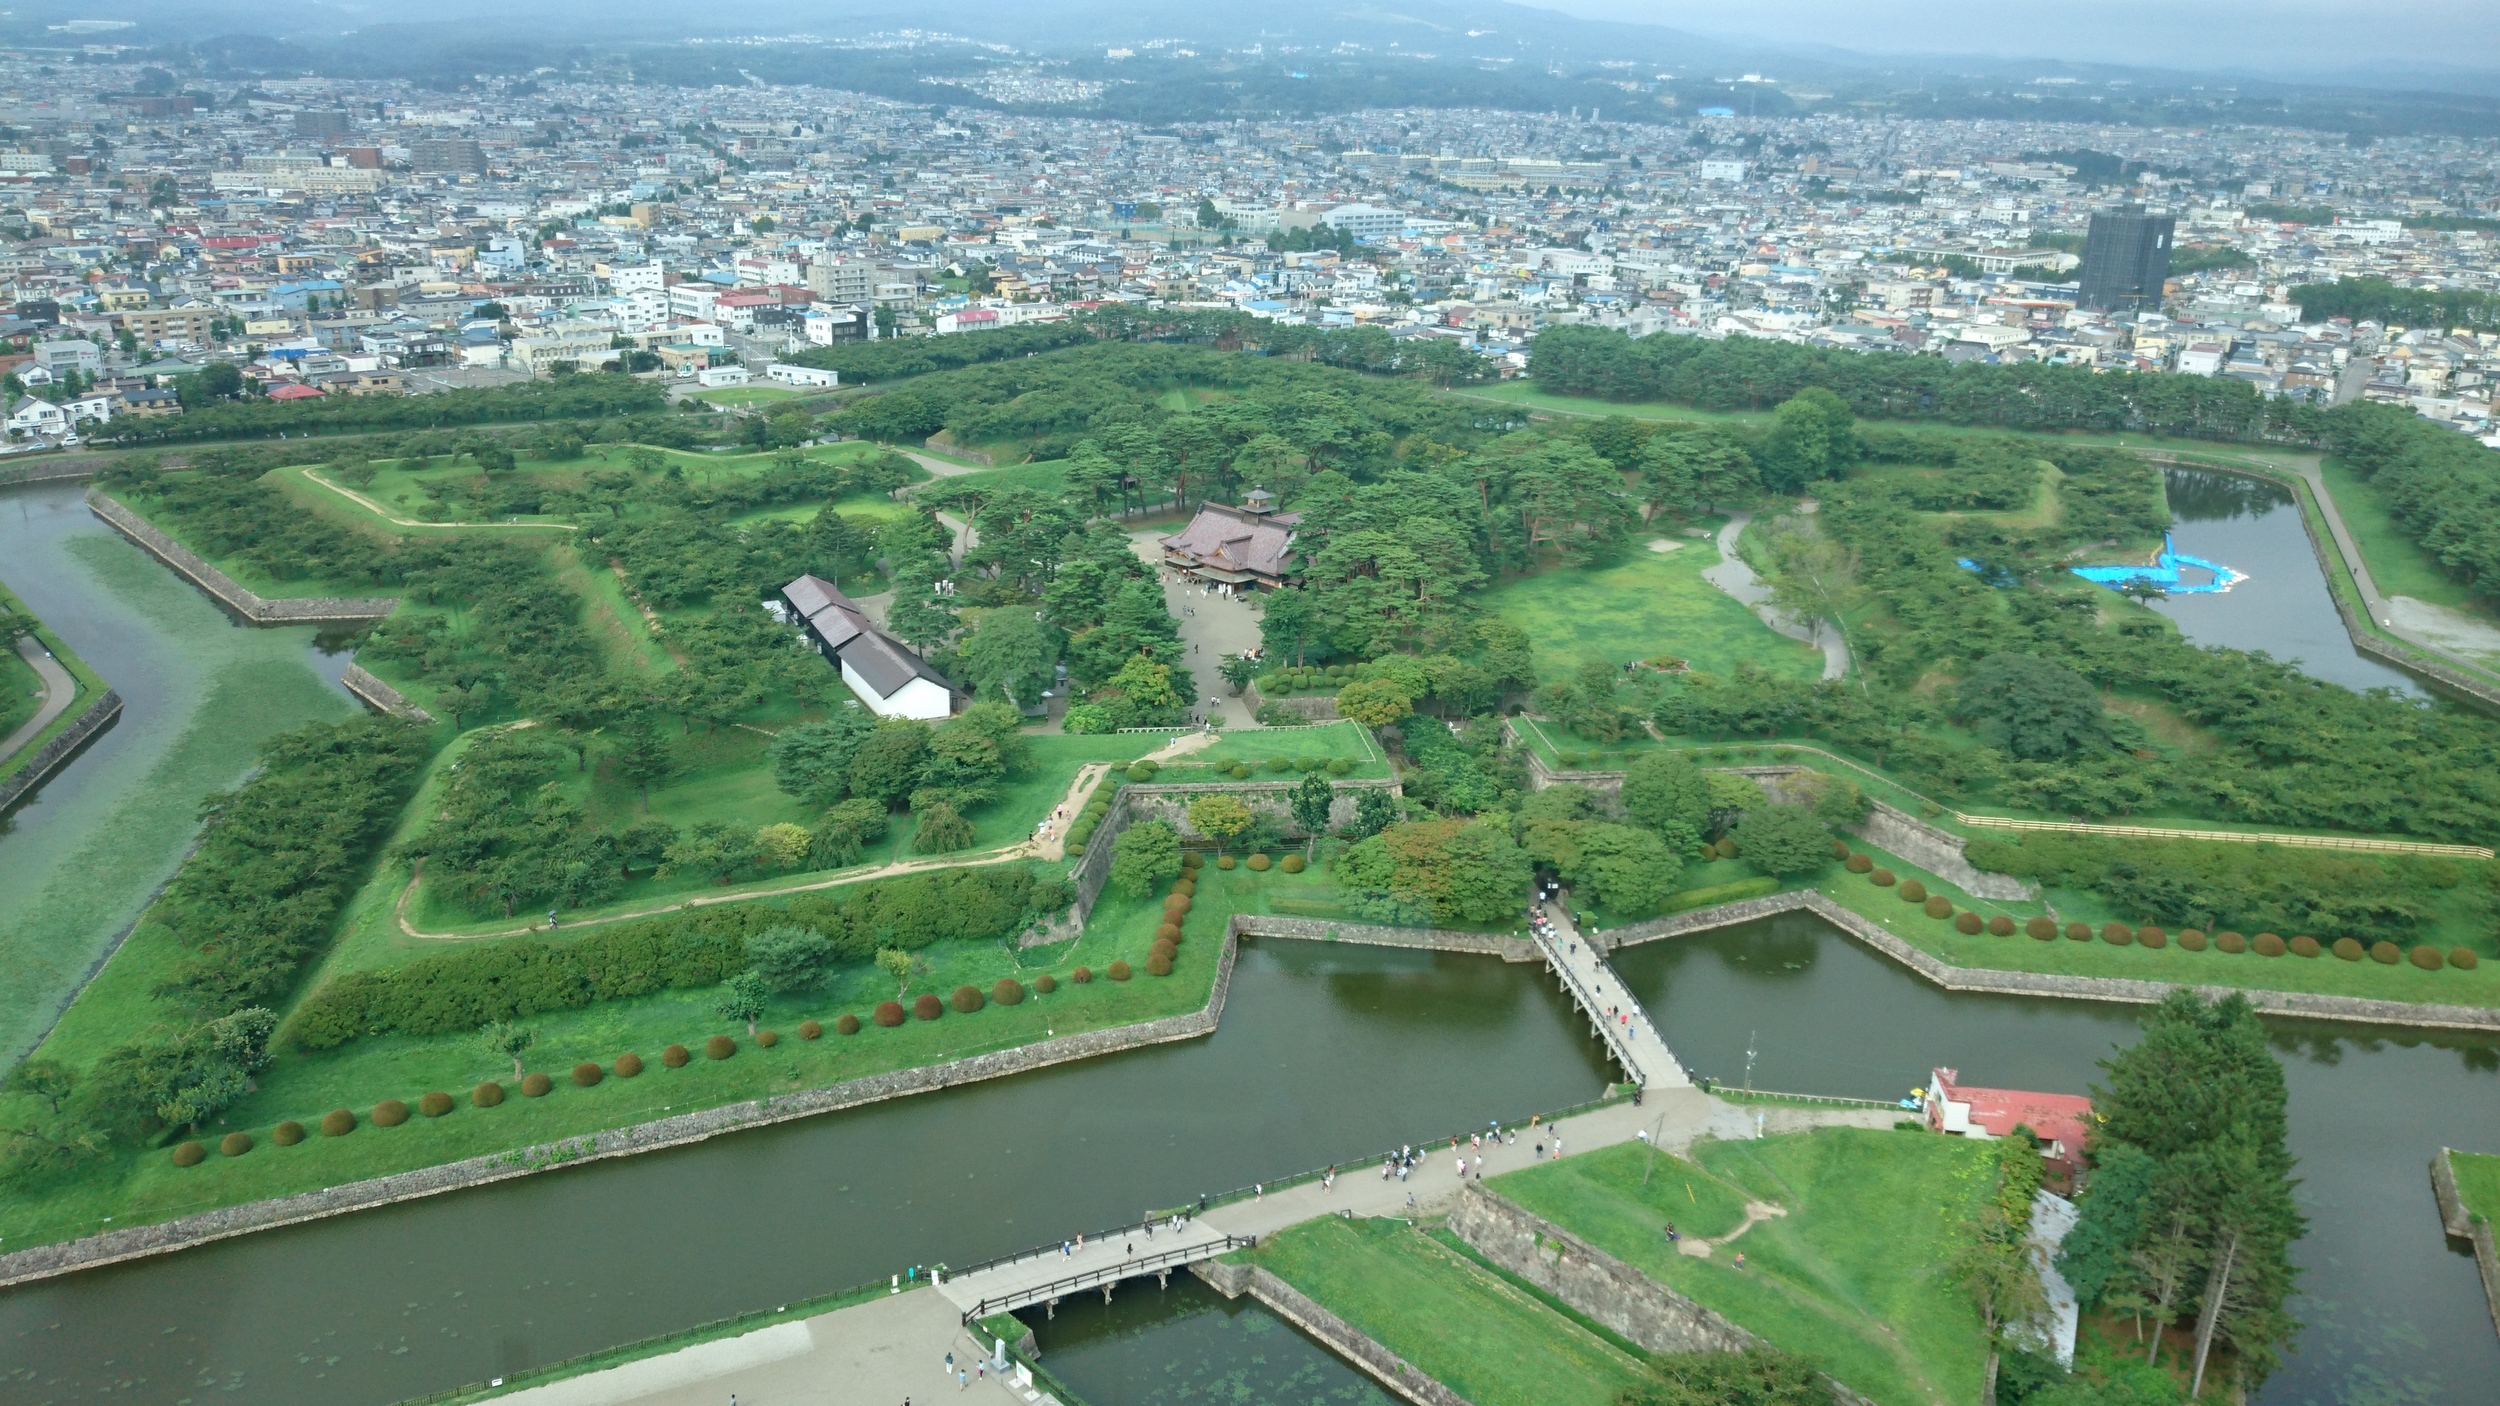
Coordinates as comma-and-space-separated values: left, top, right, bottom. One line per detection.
2, 844, 1345, 1253
1484, 529, 1825, 684
1245, 1214, 1651, 1406
1496, 1130, 1992, 1406
0, 576, 108, 777
2451, 1150, 2500, 1224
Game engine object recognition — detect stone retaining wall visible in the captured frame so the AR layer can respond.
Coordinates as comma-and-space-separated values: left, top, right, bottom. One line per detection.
340, 664, 434, 722
0, 927, 1245, 1291
0, 689, 120, 815
0, 455, 107, 487
1609, 888, 2500, 1033
2432, 1150, 2500, 1343
1856, 799, 2035, 901
1225, 1262, 1476, 1406
1234, 914, 1540, 962
1447, 1183, 1876, 1406
86, 490, 398, 624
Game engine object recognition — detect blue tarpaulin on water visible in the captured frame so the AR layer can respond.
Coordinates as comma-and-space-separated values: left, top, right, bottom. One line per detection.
2068, 534, 2245, 595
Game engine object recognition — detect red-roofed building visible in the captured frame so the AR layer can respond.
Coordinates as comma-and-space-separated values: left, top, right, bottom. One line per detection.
1926, 1067, 2095, 1189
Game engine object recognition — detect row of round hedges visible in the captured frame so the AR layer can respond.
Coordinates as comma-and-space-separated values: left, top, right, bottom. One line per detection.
1839, 848, 2485, 975
179, 948, 1183, 1165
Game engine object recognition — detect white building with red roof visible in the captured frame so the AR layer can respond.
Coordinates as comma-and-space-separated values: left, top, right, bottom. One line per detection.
1924, 1067, 2095, 1186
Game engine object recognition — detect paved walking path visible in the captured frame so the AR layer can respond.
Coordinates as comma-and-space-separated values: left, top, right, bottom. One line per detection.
490, 1088, 1899, 1403
1698, 512, 1850, 681
1535, 898, 1690, 1088
0, 633, 74, 765
1128, 529, 1263, 728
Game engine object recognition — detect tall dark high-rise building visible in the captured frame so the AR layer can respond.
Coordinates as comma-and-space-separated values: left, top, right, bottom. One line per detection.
2078, 205, 2175, 312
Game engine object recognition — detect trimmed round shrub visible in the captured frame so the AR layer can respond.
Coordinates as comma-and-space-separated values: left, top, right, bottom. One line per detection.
1125, 763, 1156, 782
1066, 825, 1096, 849
2333, 937, 2365, 961
616, 1052, 645, 1076
521, 1072, 554, 1097
1164, 893, 1193, 915
2450, 947, 2479, 970
2253, 933, 2287, 958
1923, 896, 1952, 919
2139, 927, 2168, 949
706, 1035, 737, 1059
663, 1043, 692, 1066
1898, 880, 1927, 904
473, 1082, 505, 1107
1844, 853, 1874, 874
1281, 853, 1307, 874
321, 1109, 356, 1137
1988, 915, 2016, 937
419, 1091, 455, 1117
1226, 764, 1252, 780
994, 978, 1026, 1006
1150, 938, 1177, 963
1173, 877, 1197, 897
913, 993, 944, 1020
1216, 854, 1238, 870
2216, 932, 2248, 955
220, 1131, 253, 1157
1870, 869, 1897, 888
1830, 840, 1852, 860
2026, 916, 2058, 941
757, 1030, 779, 1048
2065, 923, 2093, 942
2102, 923, 2135, 946
573, 1062, 604, 1087
1153, 922, 1183, 944
1714, 838, 1739, 860
1072, 965, 1094, 983
1327, 758, 1354, 776
172, 1141, 206, 1167
273, 1120, 305, 1145
1954, 910, 1983, 935
1034, 974, 1057, 995
2289, 935, 2322, 959
1247, 853, 1272, 871
1264, 755, 1293, 773
2411, 945, 2446, 971
1181, 851, 1204, 871
1108, 960, 1133, 981
2179, 929, 2209, 952
376, 1099, 413, 1126
798, 1020, 822, 1040
836, 1013, 863, 1035
2371, 941, 2402, 964
874, 1001, 906, 1026
1146, 952, 1174, 977
952, 984, 985, 1013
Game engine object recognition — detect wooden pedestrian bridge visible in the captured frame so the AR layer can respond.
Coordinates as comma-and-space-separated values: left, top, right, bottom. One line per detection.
937, 1220, 1255, 1322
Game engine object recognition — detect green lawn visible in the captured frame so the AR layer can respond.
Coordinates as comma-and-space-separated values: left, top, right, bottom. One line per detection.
1244, 1215, 1650, 1406
910, 458, 1072, 503
2451, 1150, 2500, 1224
1494, 1130, 1989, 1406
1145, 719, 1391, 781
1, 854, 1238, 1254
1483, 540, 1825, 684
2315, 455, 2475, 609
0, 575, 99, 769
1805, 835, 2500, 1006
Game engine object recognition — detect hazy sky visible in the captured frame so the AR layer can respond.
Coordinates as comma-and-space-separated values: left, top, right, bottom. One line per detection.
1530, 0, 2500, 80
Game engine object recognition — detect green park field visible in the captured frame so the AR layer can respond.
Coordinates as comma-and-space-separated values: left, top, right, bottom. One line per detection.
1242, 1215, 1651, 1406
1493, 1129, 1993, 1406
1484, 531, 1826, 683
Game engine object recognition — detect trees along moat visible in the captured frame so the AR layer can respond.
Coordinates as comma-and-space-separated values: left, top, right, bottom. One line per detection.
3, 476, 2496, 1406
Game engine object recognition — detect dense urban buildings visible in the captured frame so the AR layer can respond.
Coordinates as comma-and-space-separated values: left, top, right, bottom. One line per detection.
0, 51, 2492, 442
